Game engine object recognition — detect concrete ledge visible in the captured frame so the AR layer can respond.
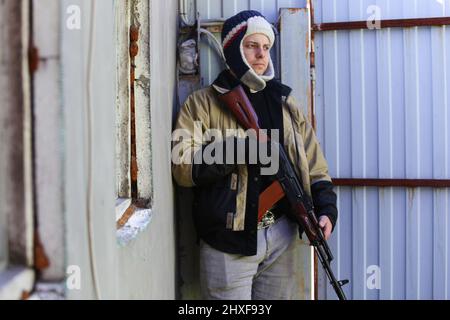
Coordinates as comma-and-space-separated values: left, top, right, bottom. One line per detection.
0, 266, 34, 300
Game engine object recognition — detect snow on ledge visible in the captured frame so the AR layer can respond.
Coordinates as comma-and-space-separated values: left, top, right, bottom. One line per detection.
28, 282, 65, 300
116, 208, 153, 246
0, 267, 34, 300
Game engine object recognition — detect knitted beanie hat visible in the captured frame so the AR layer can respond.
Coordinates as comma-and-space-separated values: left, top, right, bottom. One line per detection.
221, 10, 275, 92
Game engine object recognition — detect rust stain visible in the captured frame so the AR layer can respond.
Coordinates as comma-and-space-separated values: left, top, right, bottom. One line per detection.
34, 231, 50, 271
129, 25, 139, 58
21, 291, 31, 300
130, 25, 139, 42
333, 178, 450, 188
287, 8, 304, 13
116, 204, 136, 229
131, 155, 138, 181
206, 25, 222, 33
28, 46, 39, 74
129, 42, 139, 59
313, 17, 450, 32
130, 25, 139, 199
314, 252, 318, 300
297, 266, 305, 296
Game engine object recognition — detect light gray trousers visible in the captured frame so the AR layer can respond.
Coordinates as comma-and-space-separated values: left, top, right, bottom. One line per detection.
199, 215, 303, 300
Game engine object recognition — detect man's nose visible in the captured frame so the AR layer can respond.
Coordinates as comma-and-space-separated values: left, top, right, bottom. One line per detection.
255, 47, 265, 58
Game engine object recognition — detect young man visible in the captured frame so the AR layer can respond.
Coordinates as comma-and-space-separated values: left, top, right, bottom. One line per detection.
172, 10, 337, 299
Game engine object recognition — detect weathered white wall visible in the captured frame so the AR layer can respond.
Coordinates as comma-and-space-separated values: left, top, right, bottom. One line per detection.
33, 0, 65, 281
61, 0, 118, 299
116, 0, 132, 199
0, 0, 34, 270
0, 0, 35, 299
60, 0, 177, 299
116, 0, 178, 299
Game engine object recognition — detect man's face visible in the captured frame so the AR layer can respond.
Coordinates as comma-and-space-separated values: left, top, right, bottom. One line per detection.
242, 33, 271, 76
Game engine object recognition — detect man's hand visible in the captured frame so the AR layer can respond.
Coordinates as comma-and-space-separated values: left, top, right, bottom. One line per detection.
318, 215, 332, 241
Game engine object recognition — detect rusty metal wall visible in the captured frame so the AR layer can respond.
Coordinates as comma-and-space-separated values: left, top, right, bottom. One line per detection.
314, 0, 450, 299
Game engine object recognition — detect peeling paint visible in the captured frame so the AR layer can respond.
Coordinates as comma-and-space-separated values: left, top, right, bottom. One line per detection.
133, 0, 153, 202
135, 75, 150, 93
131, 0, 141, 28
287, 8, 306, 14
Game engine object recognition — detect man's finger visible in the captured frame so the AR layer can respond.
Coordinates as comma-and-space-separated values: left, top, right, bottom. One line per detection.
325, 225, 331, 238
319, 219, 330, 240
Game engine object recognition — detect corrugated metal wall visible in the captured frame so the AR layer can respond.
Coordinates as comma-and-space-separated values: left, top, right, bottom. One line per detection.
314, 0, 450, 299
188, 0, 306, 22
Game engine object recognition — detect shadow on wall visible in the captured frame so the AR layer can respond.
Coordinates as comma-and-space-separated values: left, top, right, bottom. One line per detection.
175, 186, 202, 299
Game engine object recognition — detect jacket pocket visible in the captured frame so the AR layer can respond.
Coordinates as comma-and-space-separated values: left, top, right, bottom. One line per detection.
194, 172, 238, 234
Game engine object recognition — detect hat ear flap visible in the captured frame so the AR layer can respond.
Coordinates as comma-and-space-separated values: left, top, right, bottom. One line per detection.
260, 57, 275, 81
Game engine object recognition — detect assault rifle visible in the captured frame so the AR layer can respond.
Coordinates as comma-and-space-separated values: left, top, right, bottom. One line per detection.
218, 85, 349, 300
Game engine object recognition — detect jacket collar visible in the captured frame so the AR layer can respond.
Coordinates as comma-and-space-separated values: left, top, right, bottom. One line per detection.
212, 69, 292, 97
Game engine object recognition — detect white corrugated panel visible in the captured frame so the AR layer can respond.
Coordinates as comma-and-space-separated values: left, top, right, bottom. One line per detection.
314, 0, 450, 23
314, 0, 450, 299
187, 0, 306, 22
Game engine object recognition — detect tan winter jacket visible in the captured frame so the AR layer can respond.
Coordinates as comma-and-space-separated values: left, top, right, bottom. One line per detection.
172, 86, 332, 233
